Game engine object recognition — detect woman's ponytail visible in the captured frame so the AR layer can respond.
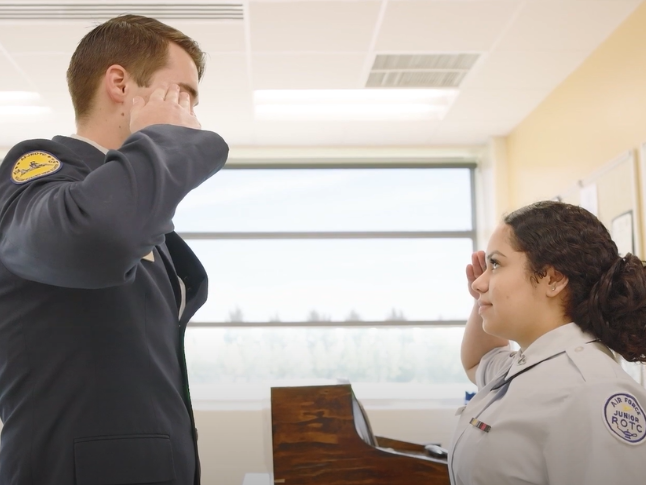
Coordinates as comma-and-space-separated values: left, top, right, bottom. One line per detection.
576, 254, 646, 362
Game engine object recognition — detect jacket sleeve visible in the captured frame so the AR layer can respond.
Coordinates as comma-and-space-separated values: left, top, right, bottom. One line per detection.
542, 381, 646, 484
0, 125, 228, 288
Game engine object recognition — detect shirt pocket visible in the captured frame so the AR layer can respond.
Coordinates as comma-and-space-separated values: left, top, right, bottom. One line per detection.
74, 434, 175, 485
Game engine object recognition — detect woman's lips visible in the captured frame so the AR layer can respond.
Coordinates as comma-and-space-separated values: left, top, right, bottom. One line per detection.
478, 302, 492, 314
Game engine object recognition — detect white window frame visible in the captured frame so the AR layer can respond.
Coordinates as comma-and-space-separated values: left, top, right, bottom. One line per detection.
182, 161, 477, 329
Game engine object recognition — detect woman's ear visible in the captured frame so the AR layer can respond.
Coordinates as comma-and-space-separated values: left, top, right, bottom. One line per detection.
545, 267, 568, 297
103, 64, 129, 104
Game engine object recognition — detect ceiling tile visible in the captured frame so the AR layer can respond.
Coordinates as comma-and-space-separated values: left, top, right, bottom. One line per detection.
252, 53, 367, 89
196, 54, 253, 124
336, 120, 440, 145
200, 53, 250, 91
250, 1, 381, 52
250, 0, 367, 2
12, 53, 72, 108
432, 120, 518, 145
462, 50, 588, 90
168, 21, 247, 53
202, 119, 256, 147
431, 131, 489, 146
0, 21, 93, 54
496, 0, 641, 51
0, 0, 642, 148
251, 120, 352, 145
0, 52, 35, 91
442, 88, 551, 123
196, 54, 254, 147
249, 119, 440, 146
376, 1, 519, 52
0, 20, 246, 56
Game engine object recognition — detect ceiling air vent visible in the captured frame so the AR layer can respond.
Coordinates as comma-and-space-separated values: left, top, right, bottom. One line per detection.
0, 3, 244, 21
367, 54, 480, 88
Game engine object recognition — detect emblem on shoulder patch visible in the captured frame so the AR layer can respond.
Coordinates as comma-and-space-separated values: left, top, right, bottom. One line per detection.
11, 151, 62, 184
603, 393, 646, 445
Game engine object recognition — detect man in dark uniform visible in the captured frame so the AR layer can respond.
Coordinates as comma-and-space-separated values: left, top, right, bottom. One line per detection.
0, 15, 228, 484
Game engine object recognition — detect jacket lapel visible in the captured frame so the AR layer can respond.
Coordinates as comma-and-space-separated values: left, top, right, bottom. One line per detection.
163, 232, 208, 327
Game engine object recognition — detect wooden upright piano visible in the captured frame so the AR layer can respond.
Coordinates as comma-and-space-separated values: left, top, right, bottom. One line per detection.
271, 384, 450, 485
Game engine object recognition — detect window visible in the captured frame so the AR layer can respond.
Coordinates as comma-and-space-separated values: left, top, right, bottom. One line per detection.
175, 165, 477, 404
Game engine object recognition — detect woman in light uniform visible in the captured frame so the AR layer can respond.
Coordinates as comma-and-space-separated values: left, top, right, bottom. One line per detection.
449, 201, 646, 485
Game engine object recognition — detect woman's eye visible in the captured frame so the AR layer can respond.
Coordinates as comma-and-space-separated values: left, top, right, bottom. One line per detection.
489, 259, 499, 269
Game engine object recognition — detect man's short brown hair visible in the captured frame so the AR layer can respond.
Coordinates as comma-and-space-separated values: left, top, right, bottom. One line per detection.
67, 14, 205, 120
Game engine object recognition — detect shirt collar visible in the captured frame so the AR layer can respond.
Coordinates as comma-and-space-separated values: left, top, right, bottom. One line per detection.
507, 323, 598, 379
68, 134, 109, 155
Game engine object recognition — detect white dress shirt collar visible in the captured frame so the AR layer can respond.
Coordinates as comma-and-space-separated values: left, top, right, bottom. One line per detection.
69, 134, 109, 155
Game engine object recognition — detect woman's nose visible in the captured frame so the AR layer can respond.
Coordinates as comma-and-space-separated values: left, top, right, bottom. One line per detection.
472, 272, 488, 294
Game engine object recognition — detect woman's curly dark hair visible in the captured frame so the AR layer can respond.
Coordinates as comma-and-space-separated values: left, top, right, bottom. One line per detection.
505, 201, 646, 363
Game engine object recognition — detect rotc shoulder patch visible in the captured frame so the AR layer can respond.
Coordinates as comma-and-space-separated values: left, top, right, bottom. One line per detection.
11, 151, 62, 185
603, 393, 646, 445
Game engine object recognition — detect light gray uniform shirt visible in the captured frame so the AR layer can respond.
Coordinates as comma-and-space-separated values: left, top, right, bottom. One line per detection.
449, 322, 646, 485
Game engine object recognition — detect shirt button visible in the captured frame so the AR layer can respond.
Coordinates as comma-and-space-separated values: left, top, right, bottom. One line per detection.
575, 346, 584, 352
518, 355, 526, 365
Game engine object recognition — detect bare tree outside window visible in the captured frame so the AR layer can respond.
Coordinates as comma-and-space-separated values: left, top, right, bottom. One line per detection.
307, 310, 331, 322
227, 307, 244, 323
386, 308, 407, 321
345, 310, 362, 321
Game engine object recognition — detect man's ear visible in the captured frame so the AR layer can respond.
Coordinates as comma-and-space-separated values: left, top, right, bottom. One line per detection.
103, 64, 129, 105
545, 267, 568, 298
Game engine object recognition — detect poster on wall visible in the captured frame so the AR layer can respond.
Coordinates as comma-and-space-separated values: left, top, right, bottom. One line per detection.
579, 183, 598, 216
611, 211, 634, 256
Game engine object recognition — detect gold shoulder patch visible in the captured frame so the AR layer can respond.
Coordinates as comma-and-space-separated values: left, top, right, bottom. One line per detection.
11, 151, 62, 185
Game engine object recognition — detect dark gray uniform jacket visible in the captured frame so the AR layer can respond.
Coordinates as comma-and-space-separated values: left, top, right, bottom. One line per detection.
0, 125, 228, 484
